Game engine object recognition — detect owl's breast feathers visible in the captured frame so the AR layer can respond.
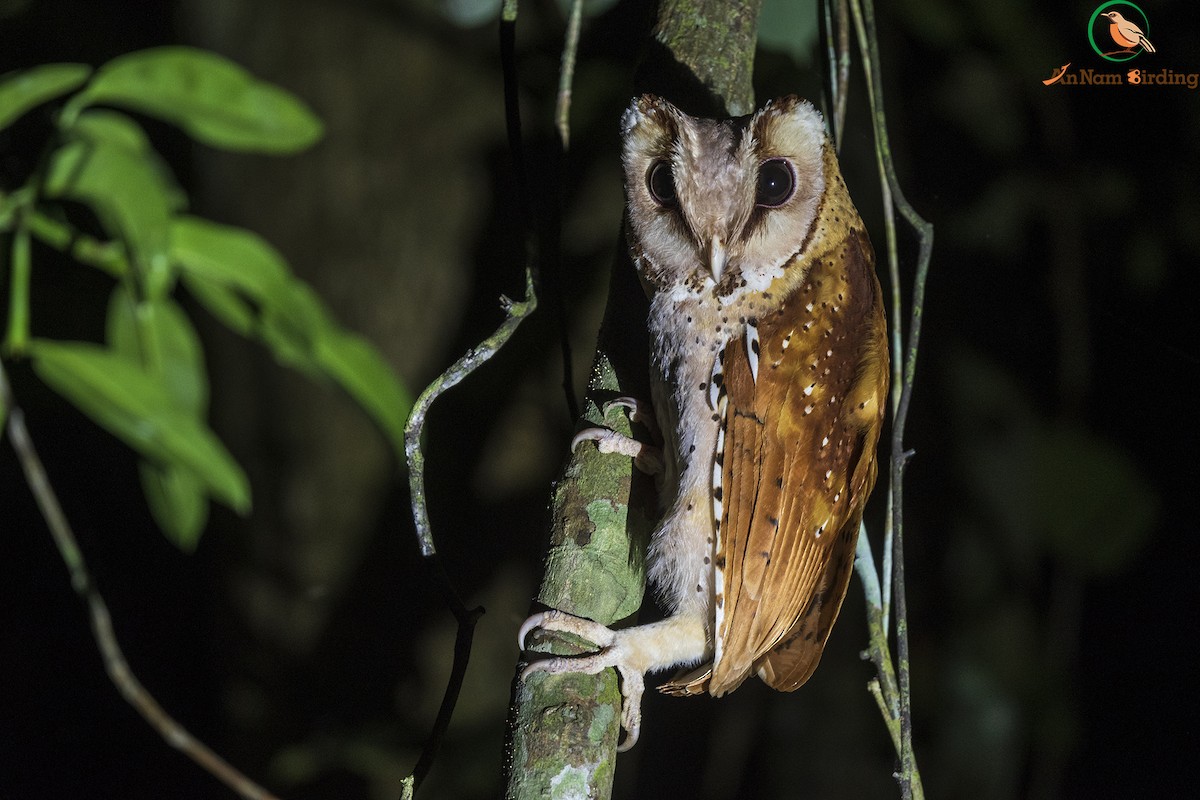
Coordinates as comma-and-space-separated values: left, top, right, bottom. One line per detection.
661, 168, 888, 698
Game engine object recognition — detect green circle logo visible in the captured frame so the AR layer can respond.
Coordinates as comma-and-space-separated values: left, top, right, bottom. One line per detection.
1089, 1, 1153, 62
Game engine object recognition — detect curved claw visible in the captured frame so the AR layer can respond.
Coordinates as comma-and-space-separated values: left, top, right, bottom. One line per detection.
570, 427, 612, 454
518, 609, 614, 654
602, 396, 660, 440
614, 666, 644, 751
518, 611, 549, 652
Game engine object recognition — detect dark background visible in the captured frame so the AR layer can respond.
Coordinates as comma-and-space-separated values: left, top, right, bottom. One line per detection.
2, 0, 1196, 797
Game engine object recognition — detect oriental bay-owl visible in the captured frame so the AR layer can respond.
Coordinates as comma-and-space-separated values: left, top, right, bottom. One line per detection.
520, 94, 888, 749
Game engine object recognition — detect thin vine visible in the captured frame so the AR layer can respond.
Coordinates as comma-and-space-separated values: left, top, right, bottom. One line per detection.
400, 2, 544, 795
837, 0, 933, 796
0, 362, 281, 800
401, 267, 536, 794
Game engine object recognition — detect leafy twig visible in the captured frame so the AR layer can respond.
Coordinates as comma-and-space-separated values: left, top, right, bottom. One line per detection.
0, 362, 280, 800
0, 196, 129, 279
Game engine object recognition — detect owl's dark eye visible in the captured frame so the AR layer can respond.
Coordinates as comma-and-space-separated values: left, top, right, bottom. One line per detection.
647, 160, 676, 206
756, 159, 795, 207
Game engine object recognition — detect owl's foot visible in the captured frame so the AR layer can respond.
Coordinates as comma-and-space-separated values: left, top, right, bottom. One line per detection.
571, 428, 663, 474
572, 397, 663, 474
518, 610, 646, 751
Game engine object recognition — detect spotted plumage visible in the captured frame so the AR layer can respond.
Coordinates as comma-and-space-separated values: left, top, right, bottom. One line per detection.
520, 94, 888, 747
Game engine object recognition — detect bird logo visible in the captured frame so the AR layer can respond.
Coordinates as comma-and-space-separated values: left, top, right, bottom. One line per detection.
1104, 11, 1155, 53
1089, 2, 1155, 62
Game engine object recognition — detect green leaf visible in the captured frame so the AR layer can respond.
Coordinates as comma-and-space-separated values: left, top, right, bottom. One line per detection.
256, 281, 410, 449
68, 108, 154, 153
170, 215, 410, 452
179, 271, 256, 337
172, 216, 329, 370
43, 135, 178, 297
63, 109, 189, 224
260, 280, 330, 370
0, 63, 92, 132
106, 284, 208, 414
28, 339, 249, 514
140, 462, 209, 552
171, 217, 324, 371
66, 47, 322, 154
106, 285, 216, 547
170, 216, 290, 297
313, 329, 409, 454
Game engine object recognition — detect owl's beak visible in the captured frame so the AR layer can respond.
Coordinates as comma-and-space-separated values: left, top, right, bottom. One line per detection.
708, 236, 727, 282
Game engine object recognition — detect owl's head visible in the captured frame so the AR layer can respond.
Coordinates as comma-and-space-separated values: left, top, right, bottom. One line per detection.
621, 94, 828, 299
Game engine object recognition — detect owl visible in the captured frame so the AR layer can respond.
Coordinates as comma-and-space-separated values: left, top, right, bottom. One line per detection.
520, 94, 888, 750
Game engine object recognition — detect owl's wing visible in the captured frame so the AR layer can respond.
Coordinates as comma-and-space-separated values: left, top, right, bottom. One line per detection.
671, 228, 887, 697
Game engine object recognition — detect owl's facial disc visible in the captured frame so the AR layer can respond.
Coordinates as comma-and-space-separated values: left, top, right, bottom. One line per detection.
622, 94, 827, 297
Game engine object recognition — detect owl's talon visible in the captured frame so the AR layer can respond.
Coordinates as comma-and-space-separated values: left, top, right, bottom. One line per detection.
518, 609, 615, 654
518, 610, 644, 751
602, 396, 661, 441
571, 428, 663, 474
517, 612, 547, 652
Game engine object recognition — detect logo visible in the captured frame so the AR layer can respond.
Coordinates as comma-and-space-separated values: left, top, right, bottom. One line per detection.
1042, 4, 1198, 89
1088, 2, 1154, 62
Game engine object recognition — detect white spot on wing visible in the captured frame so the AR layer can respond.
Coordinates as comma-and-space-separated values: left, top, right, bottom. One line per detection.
814, 517, 832, 540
